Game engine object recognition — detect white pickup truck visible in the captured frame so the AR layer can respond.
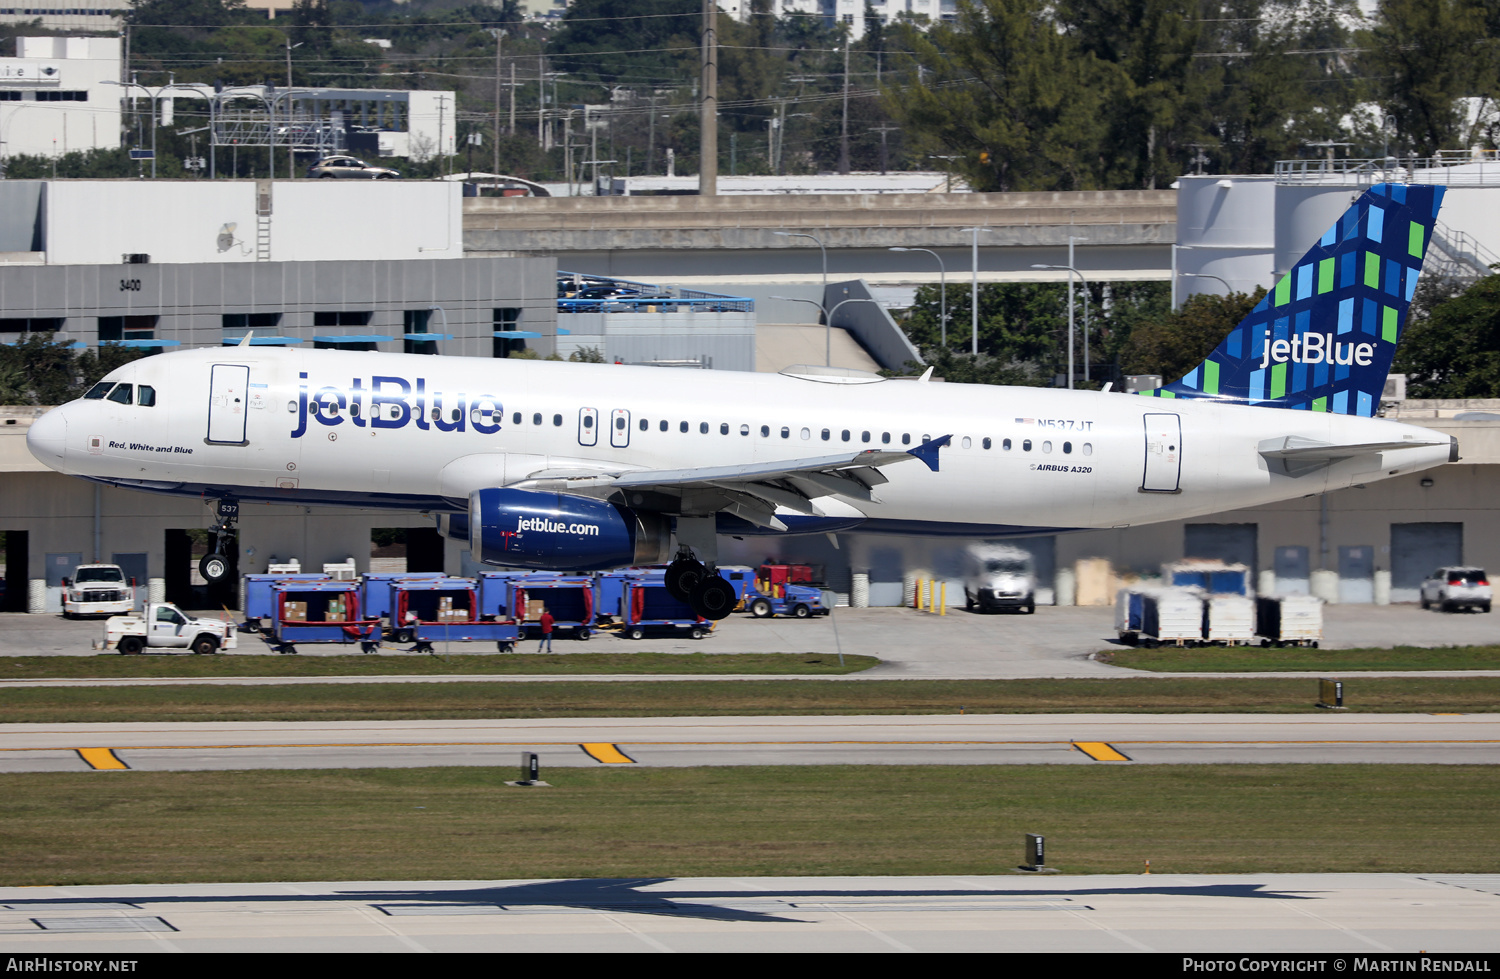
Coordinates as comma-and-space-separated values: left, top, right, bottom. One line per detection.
62, 564, 135, 618
105, 603, 238, 655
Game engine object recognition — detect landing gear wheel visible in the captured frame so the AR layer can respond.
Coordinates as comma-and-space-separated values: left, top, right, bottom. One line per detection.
200, 553, 229, 583
118, 636, 144, 655
628, 627, 644, 640
690, 575, 737, 621
665, 559, 708, 602
749, 598, 772, 619
191, 635, 220, 656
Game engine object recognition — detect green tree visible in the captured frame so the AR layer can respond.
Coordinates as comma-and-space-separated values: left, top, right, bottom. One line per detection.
1394, 274, 1500, 397
1361, 0, 1493, 157
1202, 0, 1365, 174
884, 0, 1112, 192
1117, 288, 1265, 380
547, 0, 699, 87
1058, 0, 1205, 189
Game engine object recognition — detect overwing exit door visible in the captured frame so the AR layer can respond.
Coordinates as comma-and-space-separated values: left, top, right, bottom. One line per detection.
578, 407, 598, 447
206, 364, 250, 445
1141, 413, 1182, 493
610, 409, 631, 448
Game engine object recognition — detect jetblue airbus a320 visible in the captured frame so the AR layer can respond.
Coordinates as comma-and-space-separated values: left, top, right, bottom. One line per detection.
27, 184, 1457, 619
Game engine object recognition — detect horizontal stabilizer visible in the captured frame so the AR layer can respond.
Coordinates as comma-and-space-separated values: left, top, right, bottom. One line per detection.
1258, 434, 1449, 476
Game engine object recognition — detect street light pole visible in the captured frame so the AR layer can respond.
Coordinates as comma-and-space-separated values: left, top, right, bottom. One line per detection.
1031, 263, 1091, 388
961, 227, 984, 355
773, 230, 827, 305
771, 295, 881, 368
1180, 271, 1234, 296
889, 246, 945, 347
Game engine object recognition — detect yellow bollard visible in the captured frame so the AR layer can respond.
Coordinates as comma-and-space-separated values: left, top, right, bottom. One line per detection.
927, 580, 936, 614
939, 582, 946, 615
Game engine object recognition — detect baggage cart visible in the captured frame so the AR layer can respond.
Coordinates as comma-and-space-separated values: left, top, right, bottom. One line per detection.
393, 577, 521, 653
1255, 595, 1323, 647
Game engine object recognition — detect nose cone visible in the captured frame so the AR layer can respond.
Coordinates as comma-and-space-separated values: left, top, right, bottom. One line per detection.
26, 407, 68, 471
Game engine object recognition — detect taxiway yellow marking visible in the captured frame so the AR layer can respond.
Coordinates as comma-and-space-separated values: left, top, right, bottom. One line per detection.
75, 748, 129, 770
580, 743, 637, 764
1073, 742, 1131, 761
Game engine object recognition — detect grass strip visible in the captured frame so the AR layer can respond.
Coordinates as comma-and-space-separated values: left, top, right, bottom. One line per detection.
0, 652, 878, 680
4, 677, 1499, 722
1101, 645, 1500, 673
2, 765, 1497, 885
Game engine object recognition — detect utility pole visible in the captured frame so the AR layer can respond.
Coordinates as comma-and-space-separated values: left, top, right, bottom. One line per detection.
491, 28, 504, 175
868, 123, 898, 174
699, 0, 717, 196
509, 62, 516, 137
537, 53, 545, 148
838, 43, 850, 175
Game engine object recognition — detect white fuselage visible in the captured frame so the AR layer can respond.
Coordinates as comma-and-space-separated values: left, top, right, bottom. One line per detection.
26, 347, 1454, 538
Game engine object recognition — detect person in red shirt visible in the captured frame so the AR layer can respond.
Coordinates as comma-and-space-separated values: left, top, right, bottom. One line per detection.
538, 607, 555, 652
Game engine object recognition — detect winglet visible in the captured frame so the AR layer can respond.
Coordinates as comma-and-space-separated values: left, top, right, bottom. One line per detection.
918, 366, 935, 383
907, 434, 952, 472
238, 331, 254, 348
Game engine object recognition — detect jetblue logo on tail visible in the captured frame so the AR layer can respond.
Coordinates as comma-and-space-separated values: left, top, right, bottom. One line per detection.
1145, 182, 1444, 415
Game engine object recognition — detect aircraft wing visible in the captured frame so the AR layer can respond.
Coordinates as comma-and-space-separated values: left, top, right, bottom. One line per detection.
508, 436, 953, 531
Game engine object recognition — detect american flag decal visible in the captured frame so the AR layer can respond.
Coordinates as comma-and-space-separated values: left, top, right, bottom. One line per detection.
1015, 417, 1034, 424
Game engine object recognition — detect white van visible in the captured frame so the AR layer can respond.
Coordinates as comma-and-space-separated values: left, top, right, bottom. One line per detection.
963, 545, 1036, 614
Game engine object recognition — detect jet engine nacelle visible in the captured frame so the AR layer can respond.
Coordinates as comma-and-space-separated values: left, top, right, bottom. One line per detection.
468, 487, 670, 571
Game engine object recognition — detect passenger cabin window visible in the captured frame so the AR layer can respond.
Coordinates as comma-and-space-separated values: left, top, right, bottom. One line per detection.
1003, 438, 1012, 450
982, 437, 991, 449
781, 427, 790, 439
720, 423, 729, 435
961, 436, 972, 449
841, 430, 850, 442
882, 432, 890, 444
512, 412, 522, 424
1063, 441, 1072, 454
534, 413, 543, 425
861, 431, 870, 443
660, 420, 669, 432
106, 384, 133, 405
616, 416, 626, 430
821, 429, 830, 441
740, 424, 750, 436
553, 414, 563, 426
901, 434, 911, 445
699, 422, 709, 434
639, 418, 648, 431
350, 402, 361, 418
800, 428, 810, 440
679, 421, 688, 433
1023, 439, 1032, 451
761, 425, 770, 437
84, 382, 113, 400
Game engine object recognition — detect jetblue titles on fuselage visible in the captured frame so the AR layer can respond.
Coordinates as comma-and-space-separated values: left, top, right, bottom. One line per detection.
289, 372, 504, 439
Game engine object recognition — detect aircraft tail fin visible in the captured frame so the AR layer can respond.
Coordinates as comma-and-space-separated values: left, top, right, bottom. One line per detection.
1143, 183, 1446, 415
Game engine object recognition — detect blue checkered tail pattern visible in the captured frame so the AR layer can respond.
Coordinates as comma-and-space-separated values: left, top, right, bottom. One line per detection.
1142, 183, 1446, 415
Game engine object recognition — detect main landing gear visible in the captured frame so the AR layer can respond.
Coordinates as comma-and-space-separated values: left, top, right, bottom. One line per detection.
665, 553, 736, 621
200, 498, 239, 583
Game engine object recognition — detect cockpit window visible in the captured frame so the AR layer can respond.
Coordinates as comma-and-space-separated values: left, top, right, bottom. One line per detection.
106, 384, 133, 405
84, 382, 113, 400
137, 385, 156, 407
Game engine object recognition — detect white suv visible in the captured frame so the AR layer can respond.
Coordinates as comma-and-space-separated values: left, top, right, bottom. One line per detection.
1420, 567, 1492, 613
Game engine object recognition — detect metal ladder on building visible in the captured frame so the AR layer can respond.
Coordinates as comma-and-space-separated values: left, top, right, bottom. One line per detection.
254, 179, 272, 262
1429, 221, 1500, 284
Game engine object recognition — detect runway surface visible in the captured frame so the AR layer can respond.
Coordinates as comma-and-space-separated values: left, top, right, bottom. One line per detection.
3, 713, 1497, 772
2, 874, 1497, 952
